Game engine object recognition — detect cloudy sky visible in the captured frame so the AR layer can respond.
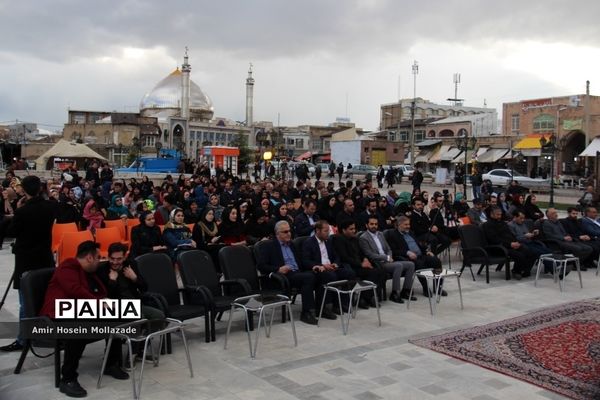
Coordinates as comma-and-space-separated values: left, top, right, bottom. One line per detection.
1, 0, 600, 132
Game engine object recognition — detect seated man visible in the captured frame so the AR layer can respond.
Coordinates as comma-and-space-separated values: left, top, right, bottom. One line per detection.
40, 241, 128, 398
302, 221, 355, 317
543, 208, 594, 269
332, 220, 387, 308
387, 216, 445, 297
410, 197, 450, 255
482, 206, 537, 280
294, 199, 320, 237
255, 221, 319, 325
466, 198, 488, 226
429, 193, 460, 241
562, 207, 600, 267
359, 215, 416, 304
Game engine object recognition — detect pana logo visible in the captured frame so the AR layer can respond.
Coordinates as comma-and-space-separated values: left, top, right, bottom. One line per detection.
55, 299, 142, 319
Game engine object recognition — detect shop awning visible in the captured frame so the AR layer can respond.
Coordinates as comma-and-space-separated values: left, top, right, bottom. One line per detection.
416, 139, 442, 147
477, 148, 509, 163
452, 147, 488, 163
513, 134, 552, 150
440, 147, 462, 161
415, 150, 433, 163
294, 151, 312, 161
428, 145, 450, 163
579, 137, 600, 157
320, 153, 331, 161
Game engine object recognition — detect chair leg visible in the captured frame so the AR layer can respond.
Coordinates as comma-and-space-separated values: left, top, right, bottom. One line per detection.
204, 313, 211, 343
485, 263, 490, 284
211, 310, 216, 342
216, 311, 224, 321
13, 340, 31, 374
281, 304, 287, 323
166, 333, 172, 354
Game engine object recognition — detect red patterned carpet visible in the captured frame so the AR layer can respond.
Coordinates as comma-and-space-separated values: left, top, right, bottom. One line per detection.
410, 299, 600, 400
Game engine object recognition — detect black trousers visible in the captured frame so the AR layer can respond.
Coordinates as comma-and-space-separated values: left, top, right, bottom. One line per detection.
62, 339, 121, 381
417, 232, 451, 255
413, 255, 443, 292
508, 246, 537, 275
286, 270, 316, 313
352, 265, 387, 297
558, 241, 594, 265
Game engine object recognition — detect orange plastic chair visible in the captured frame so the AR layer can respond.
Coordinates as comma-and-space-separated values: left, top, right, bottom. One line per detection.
186, 224, 195, 233
57, 230, 94, 265
94, 227, 126, 258
51, 222, 79, 253
459, 216, 471, 225
103, 220, 127, 243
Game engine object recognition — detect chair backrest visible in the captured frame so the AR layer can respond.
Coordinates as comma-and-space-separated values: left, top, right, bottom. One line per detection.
458, 224, 487, 250
20, 268, 55, 318
135, 253, 179, 305
126, 218, 141, 241
51, 222, 79, 252
94, 227, 124, 257
458, 216, 471, 225
292, 236, 309, 259
57, 230, 94, 265
383, 229, 395, 243
178, 250, 219, 296
103, 220, 127, 242
219, 245, 259, 291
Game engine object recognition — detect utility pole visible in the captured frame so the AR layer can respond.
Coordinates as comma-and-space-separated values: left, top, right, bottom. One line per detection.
410, 60, 418, 168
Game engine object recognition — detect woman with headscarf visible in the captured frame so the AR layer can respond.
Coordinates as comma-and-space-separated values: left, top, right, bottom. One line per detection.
523, 194, 544, 221
206, 193, 225, 222
498, 192, 511, 220
218, 206, 247, 245
106, 195, 132, 220
162, 208, 196, 261
318, 194, 338, 226
82, 199, 104, 232
508, 194, 526, 218
394, 191, 413, 216
245, 209, 273, 245
452, 192, 470, 218
273, 203, 295, 231
377, 195, 395, 230
139, 175, 154, 198
192, 207, 224, 271
130, 211, 167, 259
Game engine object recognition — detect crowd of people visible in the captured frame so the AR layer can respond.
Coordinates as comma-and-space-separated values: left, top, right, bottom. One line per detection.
0, 160, 599, 397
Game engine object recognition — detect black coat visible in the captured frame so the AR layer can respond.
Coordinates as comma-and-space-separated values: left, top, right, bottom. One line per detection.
97, 261, 148, 299
8, 196, 57, 289
559, 217, 586, 238
410, 211, 432, 237
482, 219, 516, 248
255, 239, 302, 275
331, 234, 365, 273
301, 236, 339, 270
294, 212, 319, 237
130, 224, 165, 259
386, 229, 426, 261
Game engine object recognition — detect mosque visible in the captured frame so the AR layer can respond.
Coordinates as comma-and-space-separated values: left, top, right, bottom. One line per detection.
60, 50, 254, 166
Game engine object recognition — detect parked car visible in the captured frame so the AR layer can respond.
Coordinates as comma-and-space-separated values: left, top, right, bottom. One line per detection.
346, 164, 378, 176
395, 164, 415, 179
482, 169, 549, 187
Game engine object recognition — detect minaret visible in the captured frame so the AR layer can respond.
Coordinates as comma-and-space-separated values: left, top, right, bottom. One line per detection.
246, 63, 255, 126
181, 47, 191, 119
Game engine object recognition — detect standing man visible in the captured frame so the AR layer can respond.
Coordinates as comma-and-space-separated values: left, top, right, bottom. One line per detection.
471, 166, 483, 201
359, 216, 416, 303
1, 176, 56, 353
412, 167, 423, 191
315, 163, 322, 182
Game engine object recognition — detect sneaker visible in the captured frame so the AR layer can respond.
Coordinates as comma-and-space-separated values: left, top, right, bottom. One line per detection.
0, 341, 24, 352
59, 379, 87, 398
103, 365, 130, 380
300, 312, 318, 325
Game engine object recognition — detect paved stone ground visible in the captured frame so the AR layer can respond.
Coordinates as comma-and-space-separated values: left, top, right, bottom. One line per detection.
1, 242, 597, 400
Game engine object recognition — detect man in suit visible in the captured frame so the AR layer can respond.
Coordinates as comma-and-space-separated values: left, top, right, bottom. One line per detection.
466, 198, 487, 226
359, 216, 415, 303
543, 208, 594, 269
561, 207, 600, 265
387, 216, 444, 297
581, 207, 600, 239
1, 176, 57, 353
336, 198, 358, 228
483, 206, 538, 280
302, 221, 355, 317
332, 219, 387, 308
294, 199, 319, 237
357, 198, 385, 232
255, 221, 319, 325
410, 197, 450, 255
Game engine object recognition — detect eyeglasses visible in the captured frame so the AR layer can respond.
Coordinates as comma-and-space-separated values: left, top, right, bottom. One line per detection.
279, 230, 291, 234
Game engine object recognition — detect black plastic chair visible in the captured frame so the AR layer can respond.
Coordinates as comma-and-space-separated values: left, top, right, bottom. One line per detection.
458, 225, 510, 283
220, 245, 289, 324
14, 268, 62, 388
135, 253, 211, 344
178, 250, 249, 342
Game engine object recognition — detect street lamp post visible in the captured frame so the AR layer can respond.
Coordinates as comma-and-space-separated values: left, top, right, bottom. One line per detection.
540, 135, 557, 207
410, 60, 419, 168
455, 131, 477, 200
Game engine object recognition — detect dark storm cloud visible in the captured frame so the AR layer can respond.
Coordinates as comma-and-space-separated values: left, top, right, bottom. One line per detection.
2, 0, 600, 62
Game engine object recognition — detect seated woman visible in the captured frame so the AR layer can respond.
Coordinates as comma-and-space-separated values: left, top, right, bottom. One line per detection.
130, 210, 167, 260
106, 195, 132, 221
245, 209, 273, 245
524, 194, 544, 221
206, 194, 225, 222
318, 194, 338, 226
218, 206, 247, 246
82, 199, 104, 232
162, 208, 196, 262
184, 200, 202, 224
192, 208, 225, 269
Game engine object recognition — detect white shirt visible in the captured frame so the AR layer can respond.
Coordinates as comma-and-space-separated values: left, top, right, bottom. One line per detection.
368, 231, 385, 256
317, 238, 331, 265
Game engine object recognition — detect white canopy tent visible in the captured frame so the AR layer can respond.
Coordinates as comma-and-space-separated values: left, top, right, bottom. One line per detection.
35, 139, 107, 170
579, 137, 600, 157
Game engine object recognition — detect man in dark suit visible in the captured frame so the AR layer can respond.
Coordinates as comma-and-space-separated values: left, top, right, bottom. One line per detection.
357, 198, 385, 232
410, 197, 450, 255
1, 176, 57, 353
332, 220, 387, 308
294, 199, 320, 237
561, 207, 600, 265
581, 207, 600, 239
543, 207, 594, 269
336, 198, 357, 228
255, 220, 319, 325
302, 221, 355, 317
386, 216, 445, 297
